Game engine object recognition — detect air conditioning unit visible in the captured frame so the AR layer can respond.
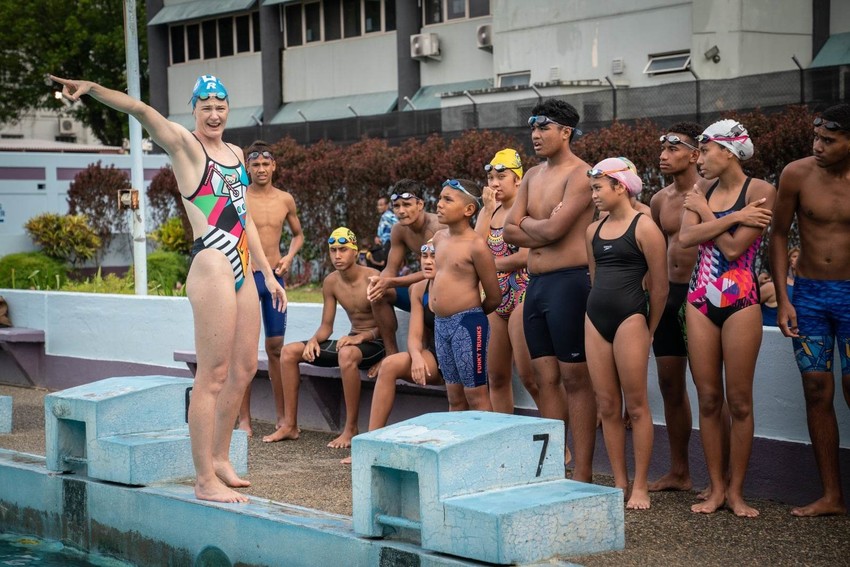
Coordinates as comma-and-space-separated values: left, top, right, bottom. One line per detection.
611, 58, 625, 75
410, 33, 440, 60
59, 118, 76, 135
476, 24, 493, 52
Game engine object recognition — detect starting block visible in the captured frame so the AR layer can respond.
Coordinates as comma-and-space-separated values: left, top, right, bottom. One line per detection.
352, 411, 624, 564
45, 376, 247, 485
0, 395, 11, 434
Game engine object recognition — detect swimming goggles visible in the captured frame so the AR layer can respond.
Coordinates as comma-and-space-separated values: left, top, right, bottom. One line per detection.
587, 166, 629, 179
420, 243, 435, 254
390, 192, 419, 202
196, 92, 227, 102
328, 236, 353, 245
246, 150, 274, 161
442, 179, 480, 202
696, 133, 750, 144
659, 134, 698, 150
813, 117, 847, 131
484, 163, 519, 173
528, 115, 567, 129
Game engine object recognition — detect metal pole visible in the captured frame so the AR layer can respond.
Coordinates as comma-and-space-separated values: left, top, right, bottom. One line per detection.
463, 90, 478, 129
688, 67, 701, 124
604, 76, 617, 121
792, 55, 805, 104
124, 0, 147, 294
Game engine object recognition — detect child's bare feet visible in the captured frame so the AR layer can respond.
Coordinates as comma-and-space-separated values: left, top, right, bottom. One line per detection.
648, 473, 693, 492
727, 493, 759, 518
691, 489, 725, 514
790, 497, 846, 517
340, 456, 352, 465
214, 460, 250, 488
195, 478, 249, 503
262, 425, 300, 443
328, 429, 357, 448
696, 485, 711, 501
626, 487, 651, 510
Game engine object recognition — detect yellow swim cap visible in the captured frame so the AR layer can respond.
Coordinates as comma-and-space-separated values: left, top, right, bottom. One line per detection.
328, 227, 358, 250
487, 148, 523, 180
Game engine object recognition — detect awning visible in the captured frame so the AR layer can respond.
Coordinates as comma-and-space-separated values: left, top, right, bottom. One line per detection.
262, 0, 299, 5
270, 92, 397, 124
168, 106, 263, 130
148, 0, 256, 26
810, 32, 850, 68
404, 79, 492, 111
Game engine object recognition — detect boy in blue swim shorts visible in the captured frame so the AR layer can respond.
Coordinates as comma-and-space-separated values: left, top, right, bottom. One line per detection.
431, 179, 501, 410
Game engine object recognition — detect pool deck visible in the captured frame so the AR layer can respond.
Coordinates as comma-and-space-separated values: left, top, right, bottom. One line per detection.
1, 383, 848, 567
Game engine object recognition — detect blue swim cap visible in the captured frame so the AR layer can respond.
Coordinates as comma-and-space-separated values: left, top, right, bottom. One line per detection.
189, 74, 229, 108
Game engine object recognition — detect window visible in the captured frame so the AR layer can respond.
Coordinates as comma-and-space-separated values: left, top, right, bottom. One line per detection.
385, 0, 396, 31
305, 2, 321, 42
252, 12, 261, 51
170, 26, 185, 64
235, 15, 251, 52
364, 0, 381, 33
186, 23, 201, 60
643, 51, 691, 75
202, 20, 218, 59
343, 0, 361, 38
324, 0, 341, 41
219, 17, 234, 56
285, 4, 303, 47
498, 72, 530, 88
424, 0, 488, 24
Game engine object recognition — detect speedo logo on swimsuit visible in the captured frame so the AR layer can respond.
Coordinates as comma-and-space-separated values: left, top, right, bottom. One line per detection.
603, 245, 613, 252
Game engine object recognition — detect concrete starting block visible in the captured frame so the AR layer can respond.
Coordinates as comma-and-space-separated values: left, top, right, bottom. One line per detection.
352, 411, 624, 565
0, 395, 11, 434
44, 376, 247, 486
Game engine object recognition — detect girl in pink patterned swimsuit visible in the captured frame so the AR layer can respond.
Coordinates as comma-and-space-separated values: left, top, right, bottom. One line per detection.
474, 149, 540, 413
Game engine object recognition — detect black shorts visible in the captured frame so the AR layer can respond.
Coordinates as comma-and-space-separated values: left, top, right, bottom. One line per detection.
523, 266, 590, 363
310, 336, 385, 369
652, 282, 688, 358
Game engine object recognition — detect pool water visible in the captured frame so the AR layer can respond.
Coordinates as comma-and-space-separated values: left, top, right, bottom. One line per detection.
0, 533, 135, 566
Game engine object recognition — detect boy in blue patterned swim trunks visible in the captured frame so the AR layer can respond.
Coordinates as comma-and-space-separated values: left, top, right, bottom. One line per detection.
769, 103, 850, 517
431, 179, 502, 411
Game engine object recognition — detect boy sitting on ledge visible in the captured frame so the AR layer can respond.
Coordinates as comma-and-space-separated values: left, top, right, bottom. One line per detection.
263, 228, 385, 448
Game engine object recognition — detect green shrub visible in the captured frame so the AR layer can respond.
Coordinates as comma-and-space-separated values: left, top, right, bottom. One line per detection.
147, 251, 188, 294
0, 252, 68, 289
61, 269, 134, 294
149, 217, 191, 255
24, 213, 102, 267
66, 161, 131, 252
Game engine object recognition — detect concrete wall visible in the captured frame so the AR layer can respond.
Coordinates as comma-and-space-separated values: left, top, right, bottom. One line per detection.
1, 289, 846, 448
0, 152, 171, 260
167, 53, 264, 112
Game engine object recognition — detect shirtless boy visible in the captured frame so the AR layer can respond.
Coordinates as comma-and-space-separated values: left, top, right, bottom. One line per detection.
431, 179, 501, 410
770, 104, 850, 517
264, 228, 385, 449
503, 99, 597, 482
647, 123, 709, 492
241, 140, 303, 437
367, 180, 446, 361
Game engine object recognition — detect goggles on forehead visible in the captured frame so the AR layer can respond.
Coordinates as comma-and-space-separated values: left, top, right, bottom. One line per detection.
197, 92, 227, 102
813, 117, 847, 131
420, 243, 436, 254
696, 133, 750, 144
484, 163, 519, 173
528, 115, 567, 129
587, 166, 629, 179
390, 192, 419, 202
246, 150, 273, 162
659, 134, 698, 151
328, 236, 353, 245
442, 179, 480, 202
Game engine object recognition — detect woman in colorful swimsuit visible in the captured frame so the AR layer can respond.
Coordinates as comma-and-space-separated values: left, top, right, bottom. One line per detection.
474, 149, 540, 413
50, 74, 286, 504
679, 119, 775, 517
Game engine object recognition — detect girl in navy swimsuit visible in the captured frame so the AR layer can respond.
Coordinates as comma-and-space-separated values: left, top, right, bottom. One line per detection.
679, 120, 776, 518
584, 157, 669, 510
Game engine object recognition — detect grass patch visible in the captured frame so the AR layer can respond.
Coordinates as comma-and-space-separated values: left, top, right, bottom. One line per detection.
286, 284, 323, 304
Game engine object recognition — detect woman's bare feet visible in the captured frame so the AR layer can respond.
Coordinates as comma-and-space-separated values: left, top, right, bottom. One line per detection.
195, 477, 249, 503
328, 429, 357, 449
340, 456, 352, 465
262, 425, 300, 443
215, 460, 251, 488
790, 497, 847, 517
727, 494, 759, 518
626, 487, 651, 510
691, 489, 725, 514
648, 473, 693, 492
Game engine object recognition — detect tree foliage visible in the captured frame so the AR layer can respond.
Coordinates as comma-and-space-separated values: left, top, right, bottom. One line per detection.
0, 0, 148, 146
66, 161, 131, 253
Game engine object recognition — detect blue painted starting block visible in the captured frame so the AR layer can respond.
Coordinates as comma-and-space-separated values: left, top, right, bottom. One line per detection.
44, 376, 247, 486
352, 411, 624, 565
0, 395, 11, 434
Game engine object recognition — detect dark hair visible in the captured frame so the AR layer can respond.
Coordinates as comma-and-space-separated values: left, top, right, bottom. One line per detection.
531, 99, 580, 140
451, 178, 481, 214
391, 178, 426, 197
820, 104, 850, 130
665, 122, 702, 145
245, 139, 273, 157
377, 195, 390, 205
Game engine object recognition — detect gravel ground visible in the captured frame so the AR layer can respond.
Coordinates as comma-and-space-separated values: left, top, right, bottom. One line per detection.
2, 384, 848, 566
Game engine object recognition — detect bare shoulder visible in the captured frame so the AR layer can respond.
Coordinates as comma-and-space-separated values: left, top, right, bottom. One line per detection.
586, 218, 602, 238
226, 142, 245, 164
779, 156, 817, 186
746, 178, 777, 200
432, 228, 449, 244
